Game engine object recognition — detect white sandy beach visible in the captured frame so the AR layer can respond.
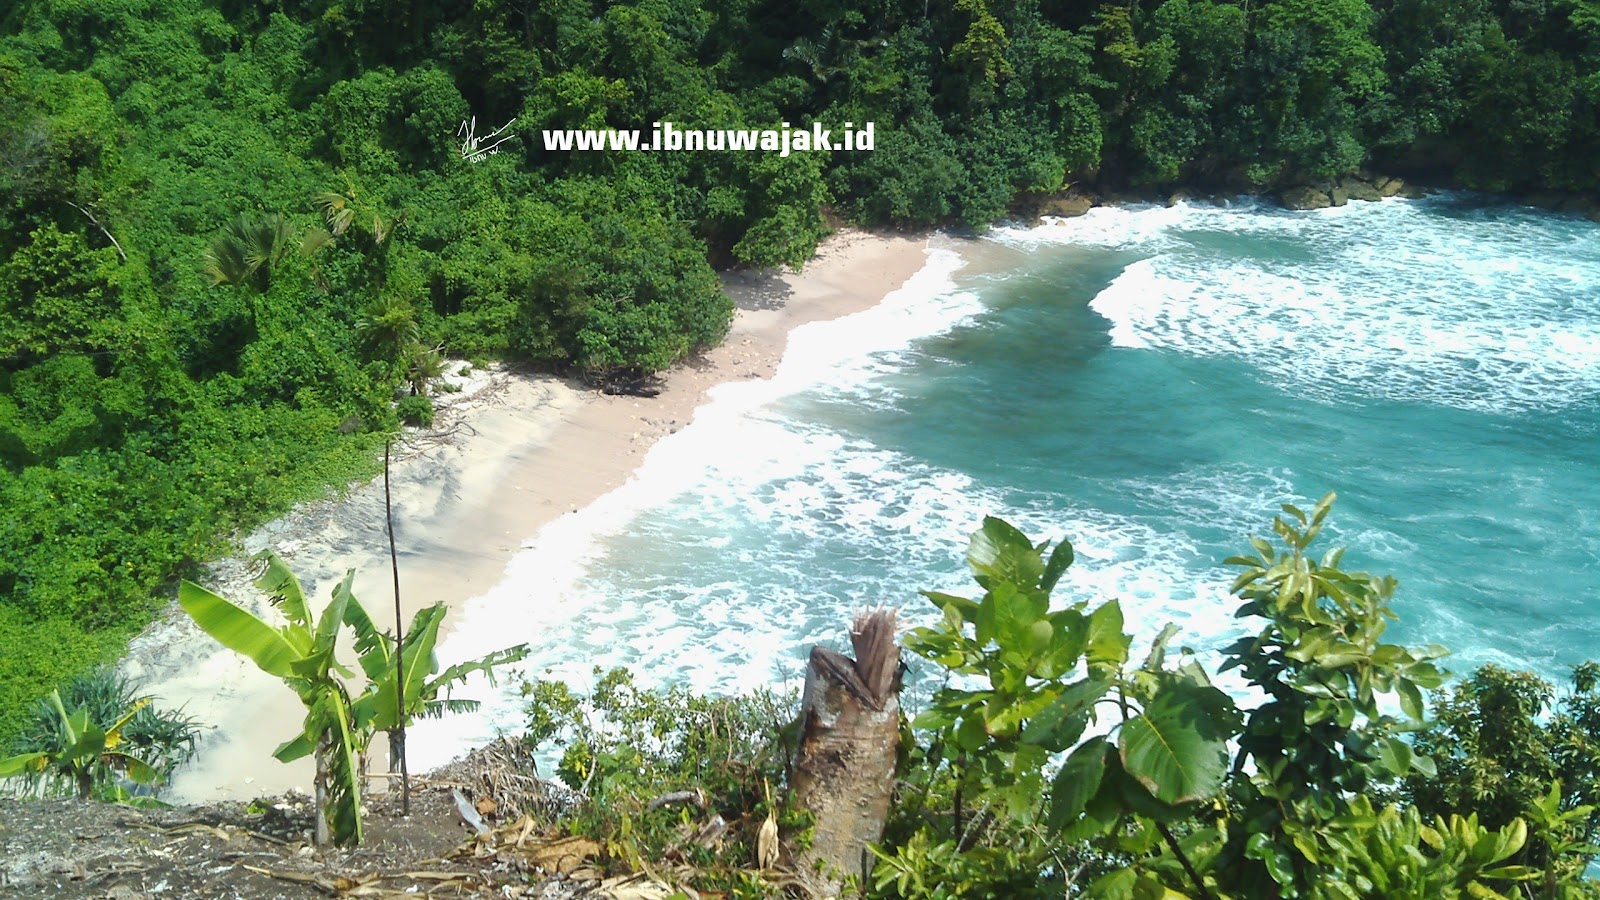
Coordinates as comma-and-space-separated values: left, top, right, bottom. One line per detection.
120, 229, 933, 802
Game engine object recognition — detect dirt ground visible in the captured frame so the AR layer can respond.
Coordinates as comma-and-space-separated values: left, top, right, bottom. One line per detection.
0, 742, 681, 900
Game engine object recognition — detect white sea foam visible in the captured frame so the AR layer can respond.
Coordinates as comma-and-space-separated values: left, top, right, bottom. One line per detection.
416, 220, 1352, 766
413, 415, 1280, 767
1025, 199, 1600, 413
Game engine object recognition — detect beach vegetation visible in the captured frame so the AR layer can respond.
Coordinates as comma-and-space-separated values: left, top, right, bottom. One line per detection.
4, 667, 200, 798
1407, 662, 1600, 890
394, 392, 435, 428
0, 688, 162, 802
179, 553, 370, 846
339, 598, 529, 777
521, 667, 805, 893
396, 502, 1600, 897
868, 498, 1593, 898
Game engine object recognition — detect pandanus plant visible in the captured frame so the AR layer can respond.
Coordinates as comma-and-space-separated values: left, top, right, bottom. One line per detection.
0, 691, 160, 800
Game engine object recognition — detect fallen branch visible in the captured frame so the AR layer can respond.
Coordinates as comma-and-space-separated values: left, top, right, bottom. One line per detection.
645, 788, 707, 811
65, 200, 127, 262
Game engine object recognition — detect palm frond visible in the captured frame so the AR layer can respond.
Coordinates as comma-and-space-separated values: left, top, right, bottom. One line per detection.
202, 221, 256, 286
314, 191, 355, 236
300, 227, 334, 257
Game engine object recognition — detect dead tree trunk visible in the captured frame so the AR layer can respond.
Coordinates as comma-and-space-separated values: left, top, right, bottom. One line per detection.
792, 608, 902, 893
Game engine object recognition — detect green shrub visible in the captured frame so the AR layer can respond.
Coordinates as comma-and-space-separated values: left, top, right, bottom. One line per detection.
395, 393, 434, 427
7, 666, 201, 796
523, 667, 803, 887
876, 499, 1572, 899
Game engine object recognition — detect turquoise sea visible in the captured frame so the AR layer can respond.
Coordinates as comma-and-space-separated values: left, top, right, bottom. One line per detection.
418, 196, 1600, 761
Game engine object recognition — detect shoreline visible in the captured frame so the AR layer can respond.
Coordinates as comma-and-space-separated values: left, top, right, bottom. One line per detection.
121, 228, 935, 802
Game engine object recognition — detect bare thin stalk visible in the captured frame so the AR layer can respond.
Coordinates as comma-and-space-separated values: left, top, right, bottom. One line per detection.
1158, 821, 1214, 900
385, 438, 409, 815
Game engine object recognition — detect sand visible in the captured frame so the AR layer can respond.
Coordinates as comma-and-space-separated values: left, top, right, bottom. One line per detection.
119, 229, 934, 802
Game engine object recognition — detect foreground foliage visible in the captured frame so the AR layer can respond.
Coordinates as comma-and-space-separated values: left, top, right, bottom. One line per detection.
0, 689, 159, 801
874, 497, 1595, 898
522, 667, 802, 896
2, 667, 199, 801
1409, 663, 1600, 893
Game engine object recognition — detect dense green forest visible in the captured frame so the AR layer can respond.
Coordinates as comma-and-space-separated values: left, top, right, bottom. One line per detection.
1, 0, 1597, 743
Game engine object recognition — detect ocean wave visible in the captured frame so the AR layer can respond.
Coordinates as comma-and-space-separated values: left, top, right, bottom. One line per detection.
1068, 199, 1600, 413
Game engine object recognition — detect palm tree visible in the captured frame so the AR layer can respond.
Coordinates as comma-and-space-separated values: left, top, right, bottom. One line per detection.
354, 294, 421, 366
404, 341, 448, 397
202, 213, 296, 293
314, 189, 410, 268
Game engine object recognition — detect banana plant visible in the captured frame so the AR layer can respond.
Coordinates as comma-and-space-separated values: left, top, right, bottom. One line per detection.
271, 600, 529, 782
0, 690, 159, 799
179, 552, 364, 846
351, 600, 528, 774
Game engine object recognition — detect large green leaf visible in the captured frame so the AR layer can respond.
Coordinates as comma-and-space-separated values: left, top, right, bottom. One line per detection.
319, 573, 357, 650
1118, 682, 1237, 805
343, 595, 394, 681
360, 604, 447, 732
290, 572, 358, 680
105, 752, 159, 786
1022, 675, 1110, 751
398, 605, 449, 708
986, 581, 1048, 657
1040, 538, 1075, 593
427, 642, 529, 698
1048, 736, 1110, 832
968, 516, 1044, 589
1086, 601, 1129, 669
179, 581, 300, 678
0, 752, 48, 777
923, 591, 979, 625
273, 732, 315, 763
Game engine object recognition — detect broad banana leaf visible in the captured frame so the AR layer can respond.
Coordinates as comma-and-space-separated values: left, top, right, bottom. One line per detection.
252, 551, 314, 640
359, 604, 448, 732
347, 601, 528, 732
290, 571, 356, 680
180, 581, 300, 678
273, 731, 315, 763
342, 596, 393, 681
102, 751, 159, 786
0, 752, 48, 776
